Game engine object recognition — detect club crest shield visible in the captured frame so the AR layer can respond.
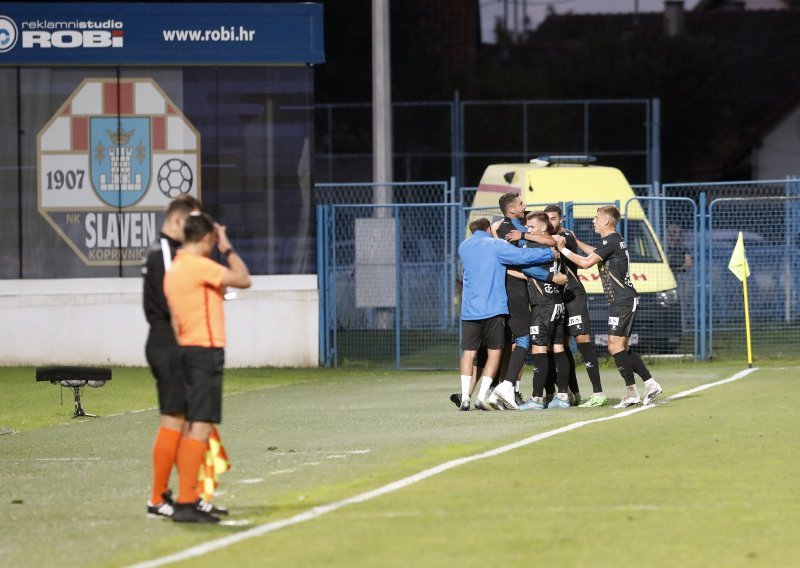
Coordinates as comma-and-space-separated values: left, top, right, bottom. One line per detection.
90, 117, 151, 207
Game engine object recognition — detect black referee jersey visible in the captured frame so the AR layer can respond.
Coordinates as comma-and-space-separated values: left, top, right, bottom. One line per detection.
142, 233, 180, 346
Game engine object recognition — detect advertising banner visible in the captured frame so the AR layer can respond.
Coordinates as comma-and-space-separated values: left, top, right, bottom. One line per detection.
0, 2, 324, 65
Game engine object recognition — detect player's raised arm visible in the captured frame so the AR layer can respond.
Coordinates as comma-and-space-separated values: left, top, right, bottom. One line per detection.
574, 237, 596, 256
496, 241, 554, 266
556, 237, 602, 269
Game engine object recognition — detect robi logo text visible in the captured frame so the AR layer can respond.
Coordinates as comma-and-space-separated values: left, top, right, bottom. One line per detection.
0, 16, 19, 53
23, 30, 124, 49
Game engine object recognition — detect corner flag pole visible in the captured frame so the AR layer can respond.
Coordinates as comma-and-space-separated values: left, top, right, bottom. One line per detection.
727, 231, 753, 367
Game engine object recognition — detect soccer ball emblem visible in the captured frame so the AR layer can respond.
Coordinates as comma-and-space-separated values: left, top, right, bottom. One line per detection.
157, 159, 193, 198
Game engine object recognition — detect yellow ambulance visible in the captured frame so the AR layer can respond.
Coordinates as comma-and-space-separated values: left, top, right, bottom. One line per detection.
470, 156, 681, 353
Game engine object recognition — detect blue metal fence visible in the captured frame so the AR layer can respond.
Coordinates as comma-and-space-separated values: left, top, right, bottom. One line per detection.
318, 179, 800, 368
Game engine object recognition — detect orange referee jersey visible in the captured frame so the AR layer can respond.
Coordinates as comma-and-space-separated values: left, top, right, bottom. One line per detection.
164, 249, 227, 348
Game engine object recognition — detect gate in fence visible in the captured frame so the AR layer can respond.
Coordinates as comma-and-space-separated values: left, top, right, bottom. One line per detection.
318, 179, 800, 368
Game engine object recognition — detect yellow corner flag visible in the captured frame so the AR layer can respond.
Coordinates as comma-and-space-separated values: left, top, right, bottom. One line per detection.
728, 231, 753, 367
727, 231, 751, 282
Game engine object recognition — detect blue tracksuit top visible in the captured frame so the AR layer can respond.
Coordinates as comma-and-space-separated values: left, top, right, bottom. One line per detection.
459, 230, 554, 320
508, 217, 551, 281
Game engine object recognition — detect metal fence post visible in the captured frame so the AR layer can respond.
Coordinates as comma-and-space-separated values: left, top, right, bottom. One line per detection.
699, 192, 708, 359
331, 206, 339, 368
316, 204, 328, 366
650, 98, 661, 187
394, 205, 402, 369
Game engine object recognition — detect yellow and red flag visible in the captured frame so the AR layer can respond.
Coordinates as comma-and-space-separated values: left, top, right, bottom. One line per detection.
198, 426, 230, 502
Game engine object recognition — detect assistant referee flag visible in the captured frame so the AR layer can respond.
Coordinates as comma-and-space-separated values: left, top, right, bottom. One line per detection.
728, 231, 750, 282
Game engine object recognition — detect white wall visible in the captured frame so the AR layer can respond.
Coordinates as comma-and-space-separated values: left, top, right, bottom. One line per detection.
752, 104, 800, 180
0, 275, 318, 368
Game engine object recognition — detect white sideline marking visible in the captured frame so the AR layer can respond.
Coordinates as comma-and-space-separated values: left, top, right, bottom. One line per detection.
234, 478, 264, 485
130, 368, 758, 568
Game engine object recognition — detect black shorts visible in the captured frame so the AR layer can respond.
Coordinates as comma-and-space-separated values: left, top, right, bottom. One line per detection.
146, 344, 186, 415
461, 316, 506, 351
564, 294, 591, 336
530, 302, 565, 347
180, 346, 225, 424
506, 276, 530, 338
608, 297, 639, 338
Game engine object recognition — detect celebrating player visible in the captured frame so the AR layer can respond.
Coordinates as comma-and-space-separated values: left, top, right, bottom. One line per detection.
554, 206, 662, 408
493, 192, 561, 407
457, 217, 554, 411
514, 212, 571, 410
543, 204, 608, 407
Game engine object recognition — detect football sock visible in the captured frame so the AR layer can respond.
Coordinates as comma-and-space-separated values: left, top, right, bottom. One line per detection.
577, 342, 604, 393
151, 426, 182, 504
628, 349, 653, 381
503, 345, 528, 384
564, 345, 580, 395
176, 437, 208, 504
477, 376, 493, 401
554, 350, 570, 393
544, 351, 556, 396
612, 351, 636, 387
531, 353, 549, 398
460, 375, 471, 399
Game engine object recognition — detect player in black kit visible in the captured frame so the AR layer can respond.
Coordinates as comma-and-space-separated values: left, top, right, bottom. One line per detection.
543, 205, 608, 407
554, 205, 662, 408
515, 211, 572, 411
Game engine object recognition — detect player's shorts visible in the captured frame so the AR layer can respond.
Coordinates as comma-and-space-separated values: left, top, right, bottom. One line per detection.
146, 344, 186, 415
461, 316, 506, 351
608, 297, 639, 338
180, 346, 225, 424
530, 302, 565, 347
505, 276, 530, 338
564, 294, 591, 337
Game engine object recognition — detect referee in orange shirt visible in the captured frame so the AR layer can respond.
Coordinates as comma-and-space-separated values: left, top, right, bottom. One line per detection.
164, 212, 251, 523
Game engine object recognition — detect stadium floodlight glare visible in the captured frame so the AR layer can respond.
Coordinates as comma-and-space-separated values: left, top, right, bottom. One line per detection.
35, 366, 112, 418
531, 155, 598, 166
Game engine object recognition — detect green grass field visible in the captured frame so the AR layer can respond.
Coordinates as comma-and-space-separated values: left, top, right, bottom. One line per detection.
2, 361, 798, 567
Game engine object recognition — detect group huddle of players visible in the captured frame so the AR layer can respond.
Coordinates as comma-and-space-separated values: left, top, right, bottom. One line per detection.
455, 193, 663, 412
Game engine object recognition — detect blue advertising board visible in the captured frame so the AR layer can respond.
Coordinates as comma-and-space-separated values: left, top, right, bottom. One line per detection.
0, 2, 324, 65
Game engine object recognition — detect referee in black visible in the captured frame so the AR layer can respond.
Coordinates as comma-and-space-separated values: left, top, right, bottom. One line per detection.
142, 195, 201, 518
554, 205, 662, 408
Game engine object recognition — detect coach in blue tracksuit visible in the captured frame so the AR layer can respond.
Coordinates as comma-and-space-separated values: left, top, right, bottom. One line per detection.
457, 217, 555, 411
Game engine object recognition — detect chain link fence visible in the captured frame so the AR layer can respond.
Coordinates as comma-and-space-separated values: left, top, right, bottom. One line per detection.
315, 181, 452, 205
318, 203, 460, 368
708, 195, 800, 360
318, 182, 800, 368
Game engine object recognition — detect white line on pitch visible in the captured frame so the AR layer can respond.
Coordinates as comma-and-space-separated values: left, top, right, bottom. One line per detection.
129, 367, 759, 568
